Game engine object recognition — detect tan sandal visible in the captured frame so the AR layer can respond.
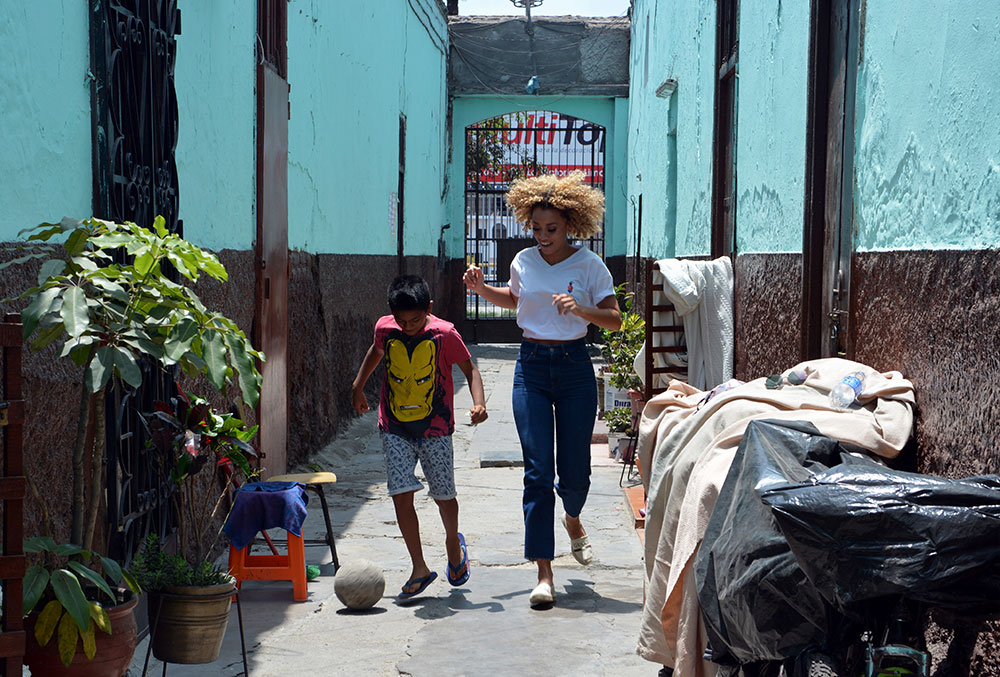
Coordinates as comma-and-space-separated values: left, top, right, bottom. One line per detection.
561, 514, 594, 565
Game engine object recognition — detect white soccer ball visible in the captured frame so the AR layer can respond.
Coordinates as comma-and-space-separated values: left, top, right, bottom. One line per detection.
334, 559, 385, 610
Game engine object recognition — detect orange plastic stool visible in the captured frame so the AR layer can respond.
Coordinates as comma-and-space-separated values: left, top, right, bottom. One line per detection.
228, 530, 307, 601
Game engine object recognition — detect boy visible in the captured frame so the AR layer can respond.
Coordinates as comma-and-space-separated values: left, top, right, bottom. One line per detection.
352, 275, 488, 598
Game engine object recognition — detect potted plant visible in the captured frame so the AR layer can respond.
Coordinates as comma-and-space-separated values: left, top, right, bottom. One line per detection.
129, 534, 236, 665
131, 390, 260, 664
601, 284, 646, 413
604, 406, 636, 461
1, 216, 263, 670
22, 537, 140, 675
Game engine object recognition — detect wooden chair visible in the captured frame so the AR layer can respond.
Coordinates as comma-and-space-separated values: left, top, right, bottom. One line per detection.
643, 258, 688, 402
621, 261, 691, 528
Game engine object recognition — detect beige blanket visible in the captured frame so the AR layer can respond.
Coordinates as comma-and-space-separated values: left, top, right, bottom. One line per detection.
635, 358, 915, 675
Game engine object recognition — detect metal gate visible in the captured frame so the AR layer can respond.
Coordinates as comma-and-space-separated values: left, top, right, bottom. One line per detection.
90, 0, 181, 563
465, 111, 606, 342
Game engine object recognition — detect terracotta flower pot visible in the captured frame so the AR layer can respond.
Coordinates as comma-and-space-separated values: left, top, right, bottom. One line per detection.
24, 594, 139, 677
628, 389, 647, 417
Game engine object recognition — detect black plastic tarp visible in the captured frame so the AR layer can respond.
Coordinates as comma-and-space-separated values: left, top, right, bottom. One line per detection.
695, 419, 850, 664
761, 451, 1000, 615
696, 418, 1000, 667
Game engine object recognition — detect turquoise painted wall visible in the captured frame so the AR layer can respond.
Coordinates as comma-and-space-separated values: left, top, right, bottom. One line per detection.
448, 96, 628, 259
853, 2, 1000, 252
175, 0, 256, 251
288, 0, 448, 255
734, 1, 809, 254
627, 0, 809, 258
626, 0, 716, 259
0, 1, 92, 239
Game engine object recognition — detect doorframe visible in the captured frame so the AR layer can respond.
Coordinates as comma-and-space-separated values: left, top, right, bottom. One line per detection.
397, 113, 407, 274
255, 0, 290, 475
462, 111, 608, 343
802, 0, 862, 359
711, 0, 740, 260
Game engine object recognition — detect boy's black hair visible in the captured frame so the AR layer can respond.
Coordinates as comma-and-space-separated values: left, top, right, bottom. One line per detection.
387, 274, 431, 312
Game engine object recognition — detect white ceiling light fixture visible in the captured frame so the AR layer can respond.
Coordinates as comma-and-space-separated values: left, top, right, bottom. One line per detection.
655, 78, 678, 98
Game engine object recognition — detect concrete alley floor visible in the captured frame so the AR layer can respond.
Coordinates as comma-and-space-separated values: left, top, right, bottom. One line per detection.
128, 344, 652, 677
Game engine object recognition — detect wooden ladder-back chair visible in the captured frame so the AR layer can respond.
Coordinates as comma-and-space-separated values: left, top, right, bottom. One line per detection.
622, 260, 688, 492
643, 258, 688, 401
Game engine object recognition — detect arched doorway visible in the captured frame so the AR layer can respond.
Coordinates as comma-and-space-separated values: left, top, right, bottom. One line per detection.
464, 110, 606, 342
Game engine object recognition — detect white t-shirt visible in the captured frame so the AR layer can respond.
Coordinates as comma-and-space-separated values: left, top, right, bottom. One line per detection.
509, 245, 616, 341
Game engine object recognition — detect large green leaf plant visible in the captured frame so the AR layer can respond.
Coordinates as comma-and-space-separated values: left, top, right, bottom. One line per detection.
22, 536, 140, 666
2, 216, 263, 662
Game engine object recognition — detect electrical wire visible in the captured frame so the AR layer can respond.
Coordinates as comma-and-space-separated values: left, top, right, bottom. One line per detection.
407, 0, 448, 55
451, 31, 581, 55
449, 14, 629, 55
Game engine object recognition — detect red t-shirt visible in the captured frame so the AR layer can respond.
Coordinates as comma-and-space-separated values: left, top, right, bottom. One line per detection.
375, 314, 471, 438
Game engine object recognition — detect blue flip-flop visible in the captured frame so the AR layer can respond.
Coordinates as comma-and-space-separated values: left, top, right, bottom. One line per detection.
398, 571, 437, 599
447, 532, 471, 586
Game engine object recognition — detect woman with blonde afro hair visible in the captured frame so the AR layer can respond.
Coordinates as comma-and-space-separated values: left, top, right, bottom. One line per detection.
464, 171, 621, 607
505, 171, 606, 239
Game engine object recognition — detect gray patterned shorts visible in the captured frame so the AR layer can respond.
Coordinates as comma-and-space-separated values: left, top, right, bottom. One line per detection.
380, 432, 456, 500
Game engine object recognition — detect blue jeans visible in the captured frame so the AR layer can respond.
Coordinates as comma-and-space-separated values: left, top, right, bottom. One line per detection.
512, 339, 597, 561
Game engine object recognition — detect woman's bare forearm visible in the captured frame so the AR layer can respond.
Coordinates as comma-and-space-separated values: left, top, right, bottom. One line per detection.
476, 284, 517, 309
576, 305, 622, 331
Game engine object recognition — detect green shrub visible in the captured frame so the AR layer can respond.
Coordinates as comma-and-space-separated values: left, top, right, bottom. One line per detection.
604, 406, 635, 434
130, 534, 231, 590
601, 284, 645, 391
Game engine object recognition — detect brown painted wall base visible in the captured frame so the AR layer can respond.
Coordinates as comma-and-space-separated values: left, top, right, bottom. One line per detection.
285, 253, 465, 467
733, 253, 803, 380
853, 250, 1000, 676
852, 250, 1000, 477
0, 252, 90, 544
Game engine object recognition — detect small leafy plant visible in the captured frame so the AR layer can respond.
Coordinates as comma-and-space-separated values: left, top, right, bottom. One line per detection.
604, 406, 635, 434
1, 216, 263, 552
601, 284, 645, 391
23, 537, 140, 667
130, 534, 231, 591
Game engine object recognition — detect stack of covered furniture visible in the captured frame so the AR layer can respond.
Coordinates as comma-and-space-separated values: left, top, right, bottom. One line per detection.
634, 358, 915, 676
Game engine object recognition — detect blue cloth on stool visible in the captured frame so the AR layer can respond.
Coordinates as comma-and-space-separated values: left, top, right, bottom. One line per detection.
224, 481, 309, 550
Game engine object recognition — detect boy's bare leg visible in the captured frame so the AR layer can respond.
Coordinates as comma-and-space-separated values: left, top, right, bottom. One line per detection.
435, 498, 466, 578
392, 491, 431, 593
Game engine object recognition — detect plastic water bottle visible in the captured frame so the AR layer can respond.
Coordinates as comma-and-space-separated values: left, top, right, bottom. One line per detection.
829, 371, 865, 409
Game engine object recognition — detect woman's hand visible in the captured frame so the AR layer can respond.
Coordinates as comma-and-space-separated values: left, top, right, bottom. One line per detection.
551, 292, 582, 316
463, 265, 485, 293
552, 293, 622, 330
